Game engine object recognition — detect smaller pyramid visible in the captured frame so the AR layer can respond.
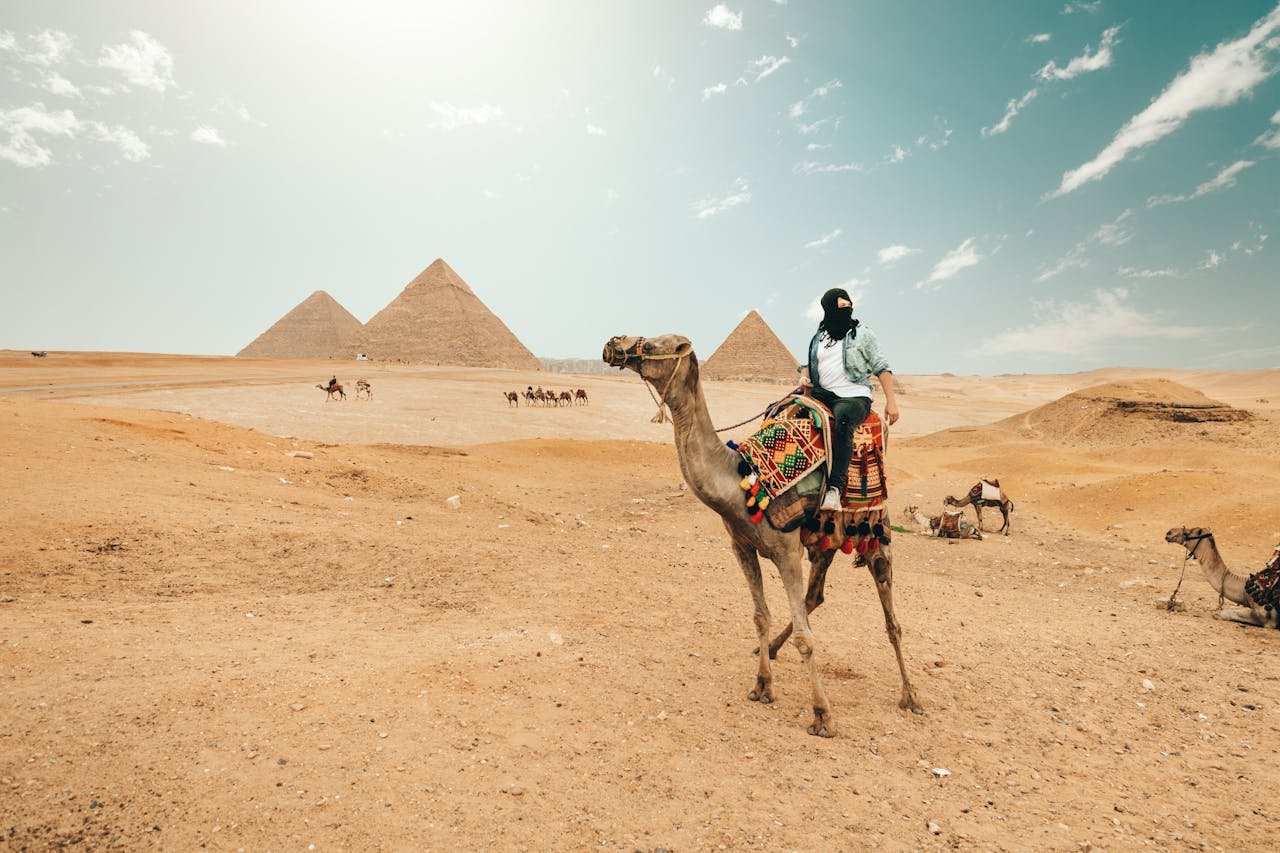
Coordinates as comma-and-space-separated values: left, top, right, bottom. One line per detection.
341, 259, 541, 369
237, 291, 363, 359
703, 310, 799, 383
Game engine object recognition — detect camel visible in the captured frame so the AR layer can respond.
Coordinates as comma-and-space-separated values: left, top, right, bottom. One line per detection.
316, 383, 345, 401
575, 388, 589, 405
603, 334, 920, 736
503, 391, 519, 407
1165, 527, 1280, 628
31, 351, 47, 358
945, 479, 1014, 535
558, 390, 573, 406
356, 379, 373, 400
533, 388, 548, 406
903, 505, 983, 540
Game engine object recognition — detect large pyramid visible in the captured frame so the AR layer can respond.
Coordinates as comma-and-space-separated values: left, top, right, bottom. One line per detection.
702, 310, 799, 383
342, 259, 540, 369
237, 290, 363, 359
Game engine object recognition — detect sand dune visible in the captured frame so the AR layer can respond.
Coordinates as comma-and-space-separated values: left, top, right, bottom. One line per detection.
2, 351, 1279, 849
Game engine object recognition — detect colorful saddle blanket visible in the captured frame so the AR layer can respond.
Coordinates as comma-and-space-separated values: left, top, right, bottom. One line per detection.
735, 395, 888, 532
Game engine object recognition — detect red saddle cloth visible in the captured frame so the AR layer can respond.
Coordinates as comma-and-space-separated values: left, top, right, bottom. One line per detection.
736, 395, 889, 532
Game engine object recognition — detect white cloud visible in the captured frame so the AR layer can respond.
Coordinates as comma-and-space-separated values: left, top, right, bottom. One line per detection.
788, 78, 842, 118
98, 30, 176, 93
883, 143, 908, 165
804, 228, 843, 249
877, 244, 920, 266
1027, 33, 1052, 44
1036, 24, 1122, 80
1147, 159, 1255, 207
2, 29, 74, 66
982, 89, 1039, 137
1117, 265, 1180, 279
1048, 5, 1280, 199
919, 237, 986, 287
804, 297, 824, 322
795, 160, 864, 175
586, 123, 607, 136
429, 101, 503, 130
1198, 250, 1224, 270
1034, 242, 1089, 282
236, 106, 267, 127
806, 142, 831, 150
0, 102, 78, 167
1060, 1, 1102, 14
692, 177, 751, 219
606, 188, 620, 201
42, 72, 81, 98
702, 82, 727, 101
977, 289, 1201, 357
749, 54, 790, 81
1256, 109, 1280, 148
89, 122, 149, 161
703, 4, 743, 30
191, 125, 226, 147
786, 33, 801, 48
796, 117, 836, 135
1093, 208, 1134, 246
652, 65, 675, 88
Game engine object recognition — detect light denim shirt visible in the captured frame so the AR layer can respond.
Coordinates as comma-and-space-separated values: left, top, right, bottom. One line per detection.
805, 325, 891, 396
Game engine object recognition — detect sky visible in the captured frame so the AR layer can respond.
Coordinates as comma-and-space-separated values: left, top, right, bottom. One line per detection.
2, 0, 1278, 374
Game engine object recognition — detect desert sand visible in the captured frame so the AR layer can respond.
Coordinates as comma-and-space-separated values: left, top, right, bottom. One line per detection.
3, 349, 1280, 850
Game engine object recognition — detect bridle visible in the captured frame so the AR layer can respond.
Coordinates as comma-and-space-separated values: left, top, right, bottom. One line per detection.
605, 337, 691, 424
1167, 529, 1219, 611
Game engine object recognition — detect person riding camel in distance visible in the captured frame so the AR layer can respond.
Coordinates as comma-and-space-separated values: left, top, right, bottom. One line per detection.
798, 287, 900, 511
328, 375, 338, 391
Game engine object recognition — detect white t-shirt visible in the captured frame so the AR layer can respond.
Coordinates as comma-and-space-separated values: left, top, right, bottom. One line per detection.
815, 336, 871, 399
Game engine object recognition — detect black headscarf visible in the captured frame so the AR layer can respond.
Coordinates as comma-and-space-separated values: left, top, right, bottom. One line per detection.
818, 287, 858, 343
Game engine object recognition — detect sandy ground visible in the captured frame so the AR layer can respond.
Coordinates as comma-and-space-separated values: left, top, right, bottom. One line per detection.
3, 350, 1280, 851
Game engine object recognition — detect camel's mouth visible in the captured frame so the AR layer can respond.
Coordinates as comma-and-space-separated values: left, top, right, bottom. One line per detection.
602, 336, 642, 370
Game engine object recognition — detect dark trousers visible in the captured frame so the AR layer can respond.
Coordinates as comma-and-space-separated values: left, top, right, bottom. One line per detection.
809, 388, 871, 493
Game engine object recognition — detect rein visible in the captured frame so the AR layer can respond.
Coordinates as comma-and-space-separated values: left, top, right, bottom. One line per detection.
1167, 531, 1217, 611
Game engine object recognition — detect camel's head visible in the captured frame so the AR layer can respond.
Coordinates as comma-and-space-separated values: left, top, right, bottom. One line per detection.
904, 504, 920, 516
603, 334, 697, 387
943, 495, 958, 507
1165, 526, 1211, 547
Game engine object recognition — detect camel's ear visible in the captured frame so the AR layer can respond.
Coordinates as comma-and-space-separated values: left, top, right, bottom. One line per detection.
675, 340, 692, 356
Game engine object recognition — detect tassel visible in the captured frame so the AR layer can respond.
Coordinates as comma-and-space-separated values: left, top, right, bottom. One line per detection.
727, 440, 740, 451
757, 495, 770, 510
872, 523, 885, 538
823, 520, 835, 535
804, 516, 821, 532
840, 537, 855, 554
845, 524, 857, 537
857, 521, 872, 536
879, 535, 892, 546
746, 494, 756, 508
818, 535, 832, 551
749, 509, 764, 524
736, 458, 750, 476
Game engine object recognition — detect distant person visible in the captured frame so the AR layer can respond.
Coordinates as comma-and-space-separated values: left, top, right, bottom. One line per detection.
798, 287, 899, 511
328, 375, 338, 391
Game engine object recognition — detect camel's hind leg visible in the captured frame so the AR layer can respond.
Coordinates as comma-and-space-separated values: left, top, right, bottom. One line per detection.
766, 550, 834, 659
867, 548, 923, 714
999, 503, 1011, 536
727, 530, 775, 704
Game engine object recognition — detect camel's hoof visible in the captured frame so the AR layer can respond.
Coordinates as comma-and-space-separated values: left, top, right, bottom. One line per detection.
900, 694, 925, 715
807, 707, 836, 737
748, 678, 774, 704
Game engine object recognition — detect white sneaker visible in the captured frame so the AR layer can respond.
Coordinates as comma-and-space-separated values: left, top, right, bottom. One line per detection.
820, 487, 841, 511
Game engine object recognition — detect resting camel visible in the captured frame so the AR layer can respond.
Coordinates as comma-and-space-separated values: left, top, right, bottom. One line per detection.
945, 480, 1014, 535
503, 391, 519, 407
316, 383, 345, 401
604, 334, 920, 736
903, 505, 982, 540
31, 351, 47, 358
575, 388, 589, 405
356, 379, 373, 400
1165, 527, 1280, 628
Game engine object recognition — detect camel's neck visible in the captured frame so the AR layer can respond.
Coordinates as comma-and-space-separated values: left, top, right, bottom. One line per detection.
658, 368, 742, 515
1187, 538, 1249, 605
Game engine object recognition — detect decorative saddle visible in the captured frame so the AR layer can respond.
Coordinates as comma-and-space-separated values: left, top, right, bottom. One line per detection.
731, 395, 890, 554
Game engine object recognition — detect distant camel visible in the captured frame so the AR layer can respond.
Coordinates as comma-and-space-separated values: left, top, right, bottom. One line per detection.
31, 351, 47, 358
558, 390, 573, 406
945, 479, 1014, 535
575, 388, 589, 405
904, 505, 983, 540
523, 390, 537, 405
316, 383, 345, 401
533, 388, 548, 406
504, 391, 519, 407
355, 379, 372, 400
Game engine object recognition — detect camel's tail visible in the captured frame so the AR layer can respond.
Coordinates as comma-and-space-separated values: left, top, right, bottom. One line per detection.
1008, 500, 1015, 514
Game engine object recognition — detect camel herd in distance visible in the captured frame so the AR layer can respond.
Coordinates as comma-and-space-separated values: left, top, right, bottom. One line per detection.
505, 386, 589, 407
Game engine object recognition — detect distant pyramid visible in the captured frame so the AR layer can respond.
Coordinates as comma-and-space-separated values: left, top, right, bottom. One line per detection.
703, 310, 799, 383
342, 259, 540, 369
237, 290, 363, 359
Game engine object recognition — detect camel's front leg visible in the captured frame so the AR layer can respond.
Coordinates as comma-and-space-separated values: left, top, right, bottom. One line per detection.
773, 550, 835, 737
867, 548, 923, 714
973, 503, 984, 532
767, 549, 834, 659
728, 532, 774, 704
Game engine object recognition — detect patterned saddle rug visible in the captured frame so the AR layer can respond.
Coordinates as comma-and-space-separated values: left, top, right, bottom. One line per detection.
1245, 547, 1280, 622
734, 395, 888, 538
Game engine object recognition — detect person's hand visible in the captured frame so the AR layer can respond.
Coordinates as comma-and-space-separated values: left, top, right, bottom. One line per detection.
798, 368, 812, 391
884, 402, 900, 426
